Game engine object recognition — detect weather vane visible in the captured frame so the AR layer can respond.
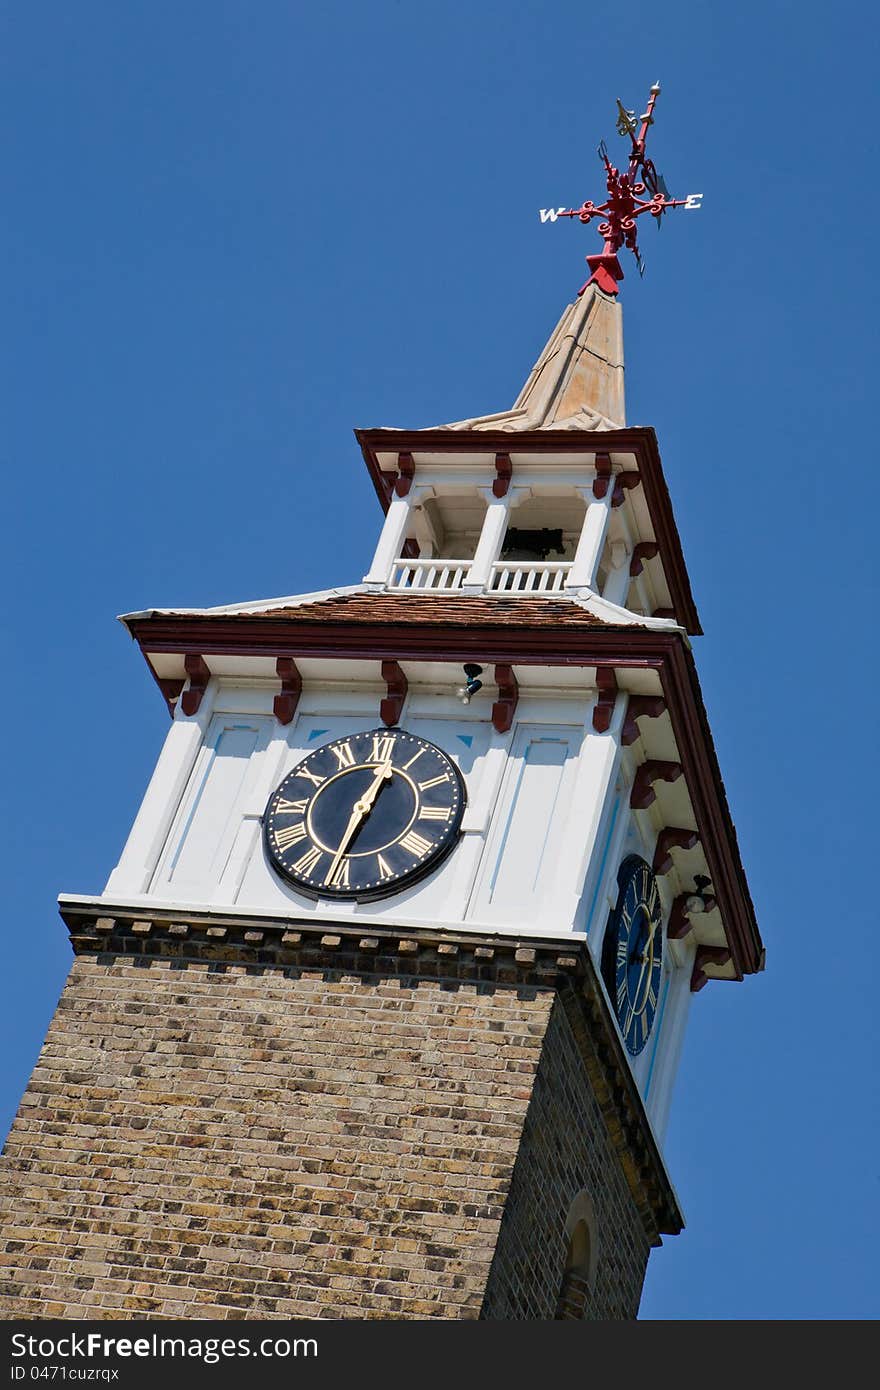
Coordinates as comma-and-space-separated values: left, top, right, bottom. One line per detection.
539, 82, 702, 296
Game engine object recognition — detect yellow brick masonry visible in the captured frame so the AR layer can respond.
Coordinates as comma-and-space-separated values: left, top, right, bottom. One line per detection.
0, 950, 652, 1319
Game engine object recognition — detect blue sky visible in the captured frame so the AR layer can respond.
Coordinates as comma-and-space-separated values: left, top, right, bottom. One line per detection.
1, 2, 877, 1320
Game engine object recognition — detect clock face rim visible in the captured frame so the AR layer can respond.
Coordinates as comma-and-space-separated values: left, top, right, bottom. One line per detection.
603, 854, 664, 1058
263, 726, 467, 903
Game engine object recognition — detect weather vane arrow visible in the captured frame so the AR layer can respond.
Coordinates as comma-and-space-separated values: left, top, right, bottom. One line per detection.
539, 82, 702, 296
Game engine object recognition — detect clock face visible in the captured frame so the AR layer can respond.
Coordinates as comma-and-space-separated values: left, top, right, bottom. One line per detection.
601, 856, 664, 1057
263, 728, 466, 901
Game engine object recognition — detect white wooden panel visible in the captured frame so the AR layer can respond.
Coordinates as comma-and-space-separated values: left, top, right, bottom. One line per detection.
104, 683, 216, 897
405, 715, 491, 786
151, 716, 272, 899
469, 725, 581, 928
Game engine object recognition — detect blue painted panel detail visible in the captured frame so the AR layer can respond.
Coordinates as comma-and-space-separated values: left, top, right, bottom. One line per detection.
308, 728, 330, 741
457, 734, 474, 748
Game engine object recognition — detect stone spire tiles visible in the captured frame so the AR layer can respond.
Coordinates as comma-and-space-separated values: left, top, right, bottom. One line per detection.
438, 285, 625, 433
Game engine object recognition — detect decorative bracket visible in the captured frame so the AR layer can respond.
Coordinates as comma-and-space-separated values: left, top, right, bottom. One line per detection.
273, 657, 302, 726
667, 894, 694, 940
630, 760, 683, 810
621, 695, 666, 746
691, 946, 732, 993
592, 667, 618, 733
401, 537, 420, 560
492, 664, 519, 733
629, 541, 659, 577
592, 452, 613, 500
611, 472, 641, 507
653, 826, 700, 875
394, 452, 415, 498
157, 677, 185, 719
493, 452, 513, 498
379, 660, 408, 727
180, 655, 210, 717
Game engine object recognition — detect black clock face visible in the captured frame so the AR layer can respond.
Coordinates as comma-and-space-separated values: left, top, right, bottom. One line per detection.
263, 728, 466, 901
601, 856, 664, 1057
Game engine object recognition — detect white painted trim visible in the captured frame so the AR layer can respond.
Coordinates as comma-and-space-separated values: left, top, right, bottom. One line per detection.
363, 493, 414, 584
70, 889, 632, 943
644, 938, 695, 1142
104, 679, 217, 896
556, 694, 626, 930
567, 490, 612, 590
463, 494, 511, 589
601, 537, 631, 607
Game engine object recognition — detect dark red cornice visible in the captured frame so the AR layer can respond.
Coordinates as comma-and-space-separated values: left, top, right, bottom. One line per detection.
130, 614, 670, 665
355, 426, 702, 636
658, 642, 762, 980
126, 611, 761, 978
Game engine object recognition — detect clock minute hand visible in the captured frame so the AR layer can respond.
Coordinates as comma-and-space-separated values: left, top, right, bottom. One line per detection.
325, 761, 393, 884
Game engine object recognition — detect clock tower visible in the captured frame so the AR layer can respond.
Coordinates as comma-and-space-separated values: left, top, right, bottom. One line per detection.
0, 93, 764, 1320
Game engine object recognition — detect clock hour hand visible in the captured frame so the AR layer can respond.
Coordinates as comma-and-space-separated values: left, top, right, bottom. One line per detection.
325, 760, 392, 884
358, 758, 394, 814
629, 918, 660, 1018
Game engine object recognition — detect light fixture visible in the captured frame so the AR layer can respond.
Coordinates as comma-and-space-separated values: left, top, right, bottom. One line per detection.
684, 874, 713, 916
457, 663, 484, 704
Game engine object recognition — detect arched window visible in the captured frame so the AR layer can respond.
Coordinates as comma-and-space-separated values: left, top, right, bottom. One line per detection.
554, 1191, 598, 1320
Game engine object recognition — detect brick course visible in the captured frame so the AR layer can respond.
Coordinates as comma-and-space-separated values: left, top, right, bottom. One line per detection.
0, 925, 670, 1320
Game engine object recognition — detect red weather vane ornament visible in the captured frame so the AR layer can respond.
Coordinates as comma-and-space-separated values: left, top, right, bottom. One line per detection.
539, 82, 702, 296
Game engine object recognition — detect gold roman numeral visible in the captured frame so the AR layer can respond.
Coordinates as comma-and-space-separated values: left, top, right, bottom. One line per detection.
297, 766, 325, 788
325, 857, 351, 889
402, 748, 425, 771
418, 773, 449, 791
275, 796, 308, 815
617, 978, 628, 1011
331, 741, 356, 770
291, 846, 322, 876
419, 805, 451, 821
371, 734, 395, 763
399, 830, 433, 859
375, 854, 393, 881
274, 822, 308, 851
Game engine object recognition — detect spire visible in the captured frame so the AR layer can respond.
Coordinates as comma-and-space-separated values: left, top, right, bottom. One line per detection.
438, 284, 625, 432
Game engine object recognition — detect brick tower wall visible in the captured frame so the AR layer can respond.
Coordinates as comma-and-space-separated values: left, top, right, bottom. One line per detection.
0, 928, 667, 1320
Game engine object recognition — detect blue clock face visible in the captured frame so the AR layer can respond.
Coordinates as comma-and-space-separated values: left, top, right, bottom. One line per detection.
602, 856, 664, 1056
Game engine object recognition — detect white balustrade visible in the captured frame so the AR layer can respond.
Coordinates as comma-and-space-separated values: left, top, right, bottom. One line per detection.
388, 558, 471, 591
489, 561, 572, 593
387, 557, 573, 594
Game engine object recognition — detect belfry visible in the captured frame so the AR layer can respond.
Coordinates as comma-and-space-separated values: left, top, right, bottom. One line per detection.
0, 85, 763, 1320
